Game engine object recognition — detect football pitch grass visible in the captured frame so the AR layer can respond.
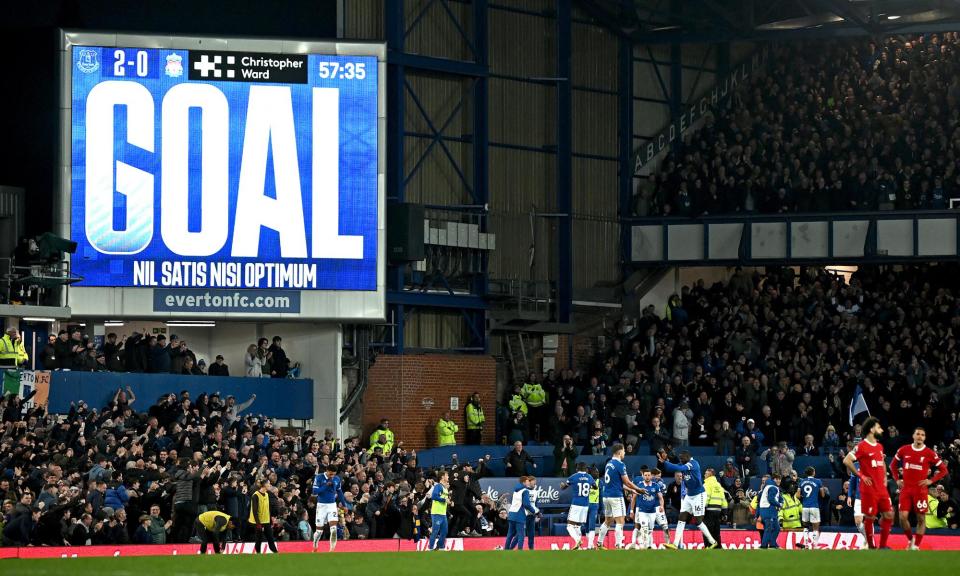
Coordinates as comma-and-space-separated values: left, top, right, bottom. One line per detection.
10, 549, 960, 576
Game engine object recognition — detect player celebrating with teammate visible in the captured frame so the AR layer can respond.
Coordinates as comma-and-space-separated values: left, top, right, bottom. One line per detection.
890, 426, 949, 549
560, 462, 595, 549
630, 466, 665, 549
598, 443, 645, 549
312, 464, 346, 552
658, 450, 719, 549
843, 417, 895, 549
651, 468, 672, 544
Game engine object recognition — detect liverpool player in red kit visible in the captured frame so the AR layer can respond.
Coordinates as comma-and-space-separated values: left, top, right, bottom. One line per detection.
890, 427, 949, 549
843, 417, 895, 549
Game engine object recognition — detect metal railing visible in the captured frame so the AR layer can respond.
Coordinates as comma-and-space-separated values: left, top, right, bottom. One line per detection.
487, 278, 554, 317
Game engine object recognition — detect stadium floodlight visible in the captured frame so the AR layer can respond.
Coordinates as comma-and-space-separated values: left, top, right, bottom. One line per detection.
887, 15, 901, 19
21, 317, 56, 322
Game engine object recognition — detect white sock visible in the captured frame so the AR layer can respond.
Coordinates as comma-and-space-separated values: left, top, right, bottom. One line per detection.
674, 521, 686, 547
614, 524, 624, 548
811, 531, 819, 548
801, 528, 808, 547
632, 528, 640, 544
567, 524, 581, 546
597, 523, 610, 547
587, 531, 596, 548
697, 522, 716, 545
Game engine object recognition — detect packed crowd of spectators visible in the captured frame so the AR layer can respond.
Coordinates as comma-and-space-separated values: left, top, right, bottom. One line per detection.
636, 33, 960, 216
0, 384, 513, 547
36, 331, 292, 378
501, 264, 960, 523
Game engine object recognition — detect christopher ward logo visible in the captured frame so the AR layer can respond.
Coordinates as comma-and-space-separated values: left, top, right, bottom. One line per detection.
188, 51, 307, 83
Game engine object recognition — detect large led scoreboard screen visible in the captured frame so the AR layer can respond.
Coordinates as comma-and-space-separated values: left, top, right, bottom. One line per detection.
68, 35, 380, 293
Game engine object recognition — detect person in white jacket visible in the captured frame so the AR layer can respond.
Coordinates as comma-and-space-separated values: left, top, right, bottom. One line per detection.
245, 344, 264, 377
672, 401, 692, 449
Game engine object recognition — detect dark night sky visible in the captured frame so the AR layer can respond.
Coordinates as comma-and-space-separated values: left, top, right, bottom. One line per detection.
0, 0, 337, 236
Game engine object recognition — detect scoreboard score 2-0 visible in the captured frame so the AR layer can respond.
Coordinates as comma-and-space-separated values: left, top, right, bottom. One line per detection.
61, 32, 385, 320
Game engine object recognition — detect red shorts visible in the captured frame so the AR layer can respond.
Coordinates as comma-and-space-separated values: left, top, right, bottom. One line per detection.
898, 488, 929, 514
861, 490, 893, 517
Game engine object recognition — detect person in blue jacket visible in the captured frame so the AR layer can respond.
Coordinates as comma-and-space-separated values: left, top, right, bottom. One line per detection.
757, 474, 783, 549
505, 476, 538, 550
104, 472, 130, 512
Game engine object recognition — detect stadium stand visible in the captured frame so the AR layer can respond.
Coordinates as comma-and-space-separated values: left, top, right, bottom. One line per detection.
639, 34, 960, 216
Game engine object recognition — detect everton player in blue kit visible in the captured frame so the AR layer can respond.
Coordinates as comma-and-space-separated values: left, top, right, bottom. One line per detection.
798, 467, 823, 549
561, 462, 595, 549
630, 466, 665, 549
651, 468, 672, 543
598, 444, 645, 549
312, 464, 346, 551
658, 450, 718, 549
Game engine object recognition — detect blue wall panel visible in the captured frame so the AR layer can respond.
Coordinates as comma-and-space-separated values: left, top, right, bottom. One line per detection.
46, 371, 313, 419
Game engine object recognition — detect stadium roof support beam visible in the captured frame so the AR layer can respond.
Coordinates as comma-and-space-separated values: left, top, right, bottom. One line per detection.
814, 0, 875, 35
557, 0, 573, 325
384, 0, 490, 354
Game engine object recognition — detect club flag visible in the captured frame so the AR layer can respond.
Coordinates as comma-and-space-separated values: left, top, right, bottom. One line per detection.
849, 384, 870, 426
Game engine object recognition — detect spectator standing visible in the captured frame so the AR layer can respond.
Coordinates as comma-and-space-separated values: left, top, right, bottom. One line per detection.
245, 344, 263, 377
102, 333, 124, 372
148, 504, 171, 544
40, 334, 57, 370
648, 417, 671, 455
167, 335, 184, 374
268, 336, 289, 378
822, 426, 840, 459
208, 355, 229, 377
716, 421, 737, 455
52, 330, 74, 370
736, 436, 757, 478
150, 334, 171, 373
553, 435, 578, 477
465, 392, 485, 445
257, 338, 272, 376
762, 442, 796, 478
224, 394, 256, 429
505, 441, 536, 477
672, 401, 692, 449
123, 333, 147, 372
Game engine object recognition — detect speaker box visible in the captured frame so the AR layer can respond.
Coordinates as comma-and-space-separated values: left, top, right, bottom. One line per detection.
387, 203, 425, 262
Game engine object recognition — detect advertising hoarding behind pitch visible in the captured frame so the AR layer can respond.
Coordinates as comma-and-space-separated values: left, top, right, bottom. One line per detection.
59, 31, 385, 320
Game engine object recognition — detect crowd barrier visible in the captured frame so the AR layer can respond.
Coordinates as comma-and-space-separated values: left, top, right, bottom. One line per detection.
10, 370, 314, 420
4, 531, 960, 558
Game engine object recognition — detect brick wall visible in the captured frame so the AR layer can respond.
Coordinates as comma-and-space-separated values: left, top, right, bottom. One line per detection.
362, 354, 497, 449
553, 335, 600, 372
